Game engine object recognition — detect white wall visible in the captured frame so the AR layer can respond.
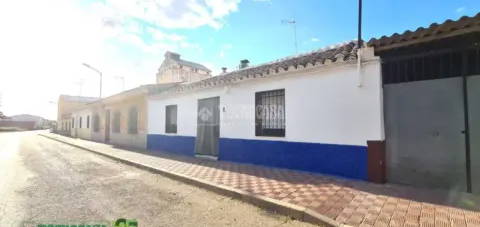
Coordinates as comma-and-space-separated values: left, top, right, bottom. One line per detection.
71, 109, 92, 139
148, 59, 383, 146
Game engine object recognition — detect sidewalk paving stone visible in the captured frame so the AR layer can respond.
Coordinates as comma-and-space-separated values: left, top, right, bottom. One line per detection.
40, 133, 480, 227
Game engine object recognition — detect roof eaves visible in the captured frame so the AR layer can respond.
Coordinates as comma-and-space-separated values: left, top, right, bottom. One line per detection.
150, 41, 358, 97
368, 12, 480, 51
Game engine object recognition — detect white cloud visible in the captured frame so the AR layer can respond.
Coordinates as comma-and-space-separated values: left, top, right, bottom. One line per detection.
0, 0, 236, 120
218, 43, 233, 58
105, 0, 241, 29
311, 37, 320, 42
147, 28, 186, 42
456, 7, 466, 13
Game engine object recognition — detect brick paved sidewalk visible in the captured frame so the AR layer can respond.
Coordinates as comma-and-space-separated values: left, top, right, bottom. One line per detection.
40, 133, 480, 227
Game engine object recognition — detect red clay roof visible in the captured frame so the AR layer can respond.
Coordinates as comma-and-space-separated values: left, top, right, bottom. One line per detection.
368, 12, 480, 51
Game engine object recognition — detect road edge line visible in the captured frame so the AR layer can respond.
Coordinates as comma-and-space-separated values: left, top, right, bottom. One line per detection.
38, 133, 344, 227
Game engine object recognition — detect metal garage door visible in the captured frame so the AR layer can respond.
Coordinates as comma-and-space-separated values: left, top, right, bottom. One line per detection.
467, 75, 480, 194
384, 77, 467, 191
381, 45, 480, 193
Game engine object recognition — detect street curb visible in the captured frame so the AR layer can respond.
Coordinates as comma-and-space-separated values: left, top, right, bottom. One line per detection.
39, 133, 345, 227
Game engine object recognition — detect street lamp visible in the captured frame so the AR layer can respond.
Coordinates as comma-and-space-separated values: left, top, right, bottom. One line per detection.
82, 63, 103, 98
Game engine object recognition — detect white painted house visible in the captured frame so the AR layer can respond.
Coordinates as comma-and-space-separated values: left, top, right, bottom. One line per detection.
147, 42, 384, 180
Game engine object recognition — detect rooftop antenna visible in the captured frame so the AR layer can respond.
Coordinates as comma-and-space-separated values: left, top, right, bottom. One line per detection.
282, 18, 298, 54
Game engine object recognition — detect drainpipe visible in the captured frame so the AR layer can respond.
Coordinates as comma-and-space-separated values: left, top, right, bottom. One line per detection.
357, 0, 363, 87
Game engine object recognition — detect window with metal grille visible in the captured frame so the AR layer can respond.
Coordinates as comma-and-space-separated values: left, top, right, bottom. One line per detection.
128, 107, 138, 134
113, 111, 121, 133
93, 114, 100, 132
86, 115, 90, 129
255, 89, 285, 137
165, 105, 177, 133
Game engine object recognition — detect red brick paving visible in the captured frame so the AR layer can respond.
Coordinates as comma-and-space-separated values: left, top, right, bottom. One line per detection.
44, 133, 480, 227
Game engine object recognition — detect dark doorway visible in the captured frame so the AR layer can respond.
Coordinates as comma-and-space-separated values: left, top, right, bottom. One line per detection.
195, 97, 220, 157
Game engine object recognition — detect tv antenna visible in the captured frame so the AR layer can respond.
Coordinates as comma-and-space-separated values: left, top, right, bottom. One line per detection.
282, 18, 298, 54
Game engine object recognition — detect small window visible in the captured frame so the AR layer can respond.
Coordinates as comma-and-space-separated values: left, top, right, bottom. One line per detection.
86, 115, 90, 129
128, 107, 138, 134
93, 114, 100, 132
72, 118, 74, 128
165, 105, 177, 133
79, 117, 82, 128
255, 89, 285, 137
113, 111, 121, 133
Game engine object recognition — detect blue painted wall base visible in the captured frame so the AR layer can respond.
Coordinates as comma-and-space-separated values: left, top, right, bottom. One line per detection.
147, 134, 367, 180
219, 138, 367, 180
147, 134, 195, 156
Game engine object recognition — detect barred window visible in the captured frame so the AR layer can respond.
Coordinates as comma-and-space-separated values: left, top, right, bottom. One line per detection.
86, 115, 90, 129
113, 111, 121, 133
255, 89, 285, 137
128, 107, 138, 134
93, 114, 100, 132
165, 105, 177, 133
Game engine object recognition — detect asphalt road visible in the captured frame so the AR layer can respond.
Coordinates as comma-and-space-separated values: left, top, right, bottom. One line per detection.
0, 131, 316, 227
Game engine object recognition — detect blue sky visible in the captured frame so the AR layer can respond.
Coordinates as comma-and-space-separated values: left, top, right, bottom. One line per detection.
0, 0, 479, 119
80, 0, 480, 73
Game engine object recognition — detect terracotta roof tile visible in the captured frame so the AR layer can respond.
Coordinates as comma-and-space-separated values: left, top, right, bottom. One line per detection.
151, 41, 358, 95
368, 12, 480, 51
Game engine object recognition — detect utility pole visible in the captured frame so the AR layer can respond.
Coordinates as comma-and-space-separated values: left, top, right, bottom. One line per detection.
358, 0, 363, 47
82, 63, 103, 98
282, 19, 298, 54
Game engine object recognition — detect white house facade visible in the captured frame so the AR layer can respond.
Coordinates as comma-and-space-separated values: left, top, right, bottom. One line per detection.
57, 13, 480, 193
146, 43, 384, 180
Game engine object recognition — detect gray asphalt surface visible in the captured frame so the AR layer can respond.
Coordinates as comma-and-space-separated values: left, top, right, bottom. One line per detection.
0, 131, 316, 227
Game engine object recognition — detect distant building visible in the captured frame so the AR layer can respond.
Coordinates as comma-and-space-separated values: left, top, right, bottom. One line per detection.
73, 83, 176, 149
0, 114, 52, 130
156, 51, 211, 84
8, 114, 44, 128
57, 95, 100, 135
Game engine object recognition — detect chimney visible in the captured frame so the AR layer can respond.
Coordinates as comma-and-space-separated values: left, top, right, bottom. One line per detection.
239, 59, 250, 69
221, 67, 227, 73
165, 51, 180, 60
